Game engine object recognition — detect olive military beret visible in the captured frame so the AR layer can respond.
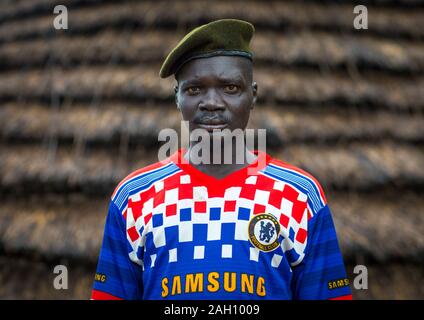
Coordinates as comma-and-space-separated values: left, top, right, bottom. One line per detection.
159, 19, 255, 78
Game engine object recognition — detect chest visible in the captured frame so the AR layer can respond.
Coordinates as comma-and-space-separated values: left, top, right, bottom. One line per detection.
125, 172, 310, 269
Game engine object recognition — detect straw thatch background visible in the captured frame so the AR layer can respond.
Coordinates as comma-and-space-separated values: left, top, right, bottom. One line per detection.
0, 0, 423, 299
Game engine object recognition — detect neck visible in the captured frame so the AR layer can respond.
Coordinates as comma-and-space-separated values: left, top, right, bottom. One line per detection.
184, 135, 257, 179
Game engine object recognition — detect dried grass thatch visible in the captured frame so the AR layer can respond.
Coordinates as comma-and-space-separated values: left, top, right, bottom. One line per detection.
1, 65, 423, 110
1, 1, 424, 44
331, 191, 424, 263
1, 29, 423, 73
1, 0, 423, 25
0, 255, 95, 300
0, 190, 422, 263
1, 103, 423, 146
0, 0, 423, 299
0, 255, 422, 299
1, 142, 423, 194
0, 194, 106, 262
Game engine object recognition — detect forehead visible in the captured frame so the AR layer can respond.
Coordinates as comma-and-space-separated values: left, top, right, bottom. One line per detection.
176, 55, 250, 82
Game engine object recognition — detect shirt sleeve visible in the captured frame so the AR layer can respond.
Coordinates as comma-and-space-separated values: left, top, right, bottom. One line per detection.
291, 204, 352, 300
91, 200, 143, 300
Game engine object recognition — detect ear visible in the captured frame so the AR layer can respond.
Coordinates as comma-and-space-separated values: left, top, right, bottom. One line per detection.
251, 81, 258, 109
174, 85, 180, 110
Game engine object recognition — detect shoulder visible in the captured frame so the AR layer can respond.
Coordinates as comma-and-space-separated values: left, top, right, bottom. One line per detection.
110, 157, 180, 210
263, 157, 327, 215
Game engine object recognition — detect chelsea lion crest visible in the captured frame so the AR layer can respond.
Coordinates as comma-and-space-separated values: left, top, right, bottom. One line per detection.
248, 213, 281, 252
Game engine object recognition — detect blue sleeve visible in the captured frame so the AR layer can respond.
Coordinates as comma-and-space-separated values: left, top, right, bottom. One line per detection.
91, 200, 143, 300
291, 205, 352, 300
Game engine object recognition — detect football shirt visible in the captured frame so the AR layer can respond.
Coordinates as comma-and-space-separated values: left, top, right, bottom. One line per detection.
91, 149, 352, 300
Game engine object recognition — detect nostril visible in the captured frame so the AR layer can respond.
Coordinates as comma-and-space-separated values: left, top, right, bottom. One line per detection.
198, 103, 225, 111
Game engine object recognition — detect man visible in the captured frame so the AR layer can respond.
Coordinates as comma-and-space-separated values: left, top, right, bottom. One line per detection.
91, 19, 352, 300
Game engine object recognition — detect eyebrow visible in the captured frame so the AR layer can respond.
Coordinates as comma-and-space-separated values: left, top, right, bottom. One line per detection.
180, 75, 245, 86
218, 75, 245, 83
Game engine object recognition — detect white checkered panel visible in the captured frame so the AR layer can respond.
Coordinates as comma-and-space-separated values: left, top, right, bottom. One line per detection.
194, 246, 205, 259
125, 170, 313, 270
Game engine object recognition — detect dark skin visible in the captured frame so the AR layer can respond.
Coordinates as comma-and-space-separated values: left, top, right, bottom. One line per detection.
174, 55, 258, 179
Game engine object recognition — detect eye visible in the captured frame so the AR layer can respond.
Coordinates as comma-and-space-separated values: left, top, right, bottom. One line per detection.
186, 86, 201, 95
223, 84, 239, 94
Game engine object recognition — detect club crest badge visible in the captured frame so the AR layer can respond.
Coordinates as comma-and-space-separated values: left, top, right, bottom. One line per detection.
248, 213, 281, 252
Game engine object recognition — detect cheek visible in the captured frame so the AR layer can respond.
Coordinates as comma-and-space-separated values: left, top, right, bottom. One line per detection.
179, 96, 199, 120
228, 95, 253, 119
225, 111, 251, 131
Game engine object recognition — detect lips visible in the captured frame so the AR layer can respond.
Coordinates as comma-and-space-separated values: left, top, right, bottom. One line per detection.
196, 117, 228, 131
199, 118, 226, 125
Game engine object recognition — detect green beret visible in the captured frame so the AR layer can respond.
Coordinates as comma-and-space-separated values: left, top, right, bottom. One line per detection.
159, 19, 255, 78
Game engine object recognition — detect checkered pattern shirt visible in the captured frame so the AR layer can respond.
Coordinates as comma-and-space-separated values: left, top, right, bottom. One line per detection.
91, 149, 352, 300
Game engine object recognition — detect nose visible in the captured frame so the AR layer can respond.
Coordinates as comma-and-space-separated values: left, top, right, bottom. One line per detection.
198, 88, 225, 111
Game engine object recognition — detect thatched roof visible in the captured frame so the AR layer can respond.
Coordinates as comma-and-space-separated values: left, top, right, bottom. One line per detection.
1, 30, 424, 73
1, 1, 424, 43
1, 65, 423, 109
0, 255, 94, 299
1, 256, 422, 300
0, 0, 423, 299
1, 191, 422, 264
1, 142, 423, 194
1, 103, 423, 145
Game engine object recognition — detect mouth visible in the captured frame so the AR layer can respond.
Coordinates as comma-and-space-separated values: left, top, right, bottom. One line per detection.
195, 118, 228, 131
197, 123, 228, 131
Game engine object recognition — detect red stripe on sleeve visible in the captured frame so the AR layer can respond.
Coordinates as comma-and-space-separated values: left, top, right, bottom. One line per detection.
329, 294, 353, 300
91, 289, 123, 300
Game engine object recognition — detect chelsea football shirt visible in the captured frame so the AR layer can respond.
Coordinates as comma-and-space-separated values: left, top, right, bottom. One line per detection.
91, 149, 352, 300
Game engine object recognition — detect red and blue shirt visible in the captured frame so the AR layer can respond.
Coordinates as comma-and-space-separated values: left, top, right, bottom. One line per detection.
91, 149, 352, 300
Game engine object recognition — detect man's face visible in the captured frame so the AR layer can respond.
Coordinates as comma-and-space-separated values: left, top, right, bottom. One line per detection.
175, 55, 257, 133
